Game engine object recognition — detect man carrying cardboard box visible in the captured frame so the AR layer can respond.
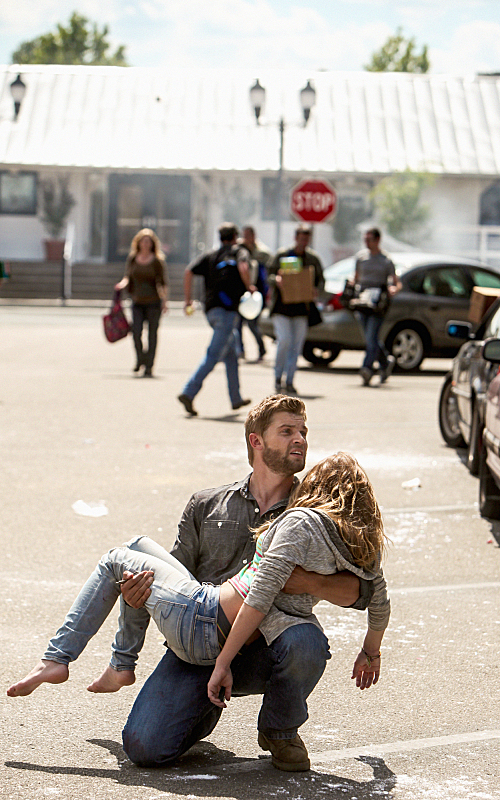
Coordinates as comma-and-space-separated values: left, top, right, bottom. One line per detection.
268, 224, 324, 394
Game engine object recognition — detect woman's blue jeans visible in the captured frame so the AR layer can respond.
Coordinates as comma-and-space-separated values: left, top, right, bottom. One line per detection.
181, 307, 242, 405
44, 537, 221, 669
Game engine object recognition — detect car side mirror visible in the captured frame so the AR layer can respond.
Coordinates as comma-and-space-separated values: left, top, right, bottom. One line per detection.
446, 320, 473, 339
481, 338, 500, 363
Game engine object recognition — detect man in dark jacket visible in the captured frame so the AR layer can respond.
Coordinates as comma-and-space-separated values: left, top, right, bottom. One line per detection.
178, 223, 254, 415
268, 224, 324, 394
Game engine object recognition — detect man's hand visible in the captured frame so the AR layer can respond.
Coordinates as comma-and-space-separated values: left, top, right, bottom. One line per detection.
282, 566, 314, 595
120, 570, 154, 608
282, 567, 360, 607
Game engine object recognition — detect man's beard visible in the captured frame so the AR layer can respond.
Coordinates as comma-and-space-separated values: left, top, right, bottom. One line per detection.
262, 444, 305, 476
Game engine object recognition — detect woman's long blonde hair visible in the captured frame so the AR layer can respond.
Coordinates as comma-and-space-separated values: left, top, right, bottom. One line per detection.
261, 452, 386, 570
129, 228, 165, 261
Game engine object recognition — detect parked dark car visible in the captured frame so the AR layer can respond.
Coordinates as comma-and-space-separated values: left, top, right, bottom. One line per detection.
477, 338, 500, 518
259, 252, 500, 371
438, 296, 500, 474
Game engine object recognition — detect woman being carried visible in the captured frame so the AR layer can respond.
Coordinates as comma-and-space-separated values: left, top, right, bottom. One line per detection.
8, 453, 390, 747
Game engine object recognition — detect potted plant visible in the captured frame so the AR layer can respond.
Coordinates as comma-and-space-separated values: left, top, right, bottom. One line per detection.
40, 176, 76, 260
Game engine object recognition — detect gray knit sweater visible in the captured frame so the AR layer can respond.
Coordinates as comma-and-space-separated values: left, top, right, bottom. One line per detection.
244, 507, 390, 645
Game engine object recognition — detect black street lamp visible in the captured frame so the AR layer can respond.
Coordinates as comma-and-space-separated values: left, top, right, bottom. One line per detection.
10, 73, 27, 121
250, 79, 316, 248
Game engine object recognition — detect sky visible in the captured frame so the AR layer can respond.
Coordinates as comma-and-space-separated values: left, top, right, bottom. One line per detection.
1, 0, 500, 75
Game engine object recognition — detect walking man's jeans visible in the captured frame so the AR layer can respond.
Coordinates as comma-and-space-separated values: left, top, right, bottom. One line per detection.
234, 313, 266, 358
181, 307, 243, 406
122, 622, 330, 767
358, 311, 389, 371
131, 301, 162, 369
272, 314, 308, 385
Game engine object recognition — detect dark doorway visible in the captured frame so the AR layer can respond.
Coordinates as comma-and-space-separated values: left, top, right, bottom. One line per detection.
480, 181, 500, 225
108, 174, 191, 262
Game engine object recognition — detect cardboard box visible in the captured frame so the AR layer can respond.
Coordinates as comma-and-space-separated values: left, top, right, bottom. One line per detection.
468, 287, 500, 324
279, 266, 315, 304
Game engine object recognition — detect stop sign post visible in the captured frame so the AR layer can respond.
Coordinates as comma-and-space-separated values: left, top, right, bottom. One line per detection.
291, 179, 337, 223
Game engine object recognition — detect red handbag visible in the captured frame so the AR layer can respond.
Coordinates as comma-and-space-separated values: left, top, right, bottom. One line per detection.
103, 291, 130, 343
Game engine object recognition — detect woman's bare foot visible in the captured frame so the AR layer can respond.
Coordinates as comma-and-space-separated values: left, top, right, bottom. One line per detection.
87, 666, 135, 693
7, 659, 69, 697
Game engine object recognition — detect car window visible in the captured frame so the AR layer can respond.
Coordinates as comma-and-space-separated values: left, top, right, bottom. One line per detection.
420, 267, 469, 298
469, 268, 500, 289
485, 304, 500, 338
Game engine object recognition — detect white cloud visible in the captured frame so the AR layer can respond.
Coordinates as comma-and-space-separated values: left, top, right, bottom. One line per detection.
431, 21, 500, 74
1, 0, 499, 76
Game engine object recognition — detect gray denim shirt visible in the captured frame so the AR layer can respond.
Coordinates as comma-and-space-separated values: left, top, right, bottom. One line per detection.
170, 475, 374, 612
170, 475, 290, 585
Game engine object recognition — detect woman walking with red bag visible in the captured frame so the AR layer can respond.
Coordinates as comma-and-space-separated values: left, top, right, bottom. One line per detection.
115, 229, 168, 377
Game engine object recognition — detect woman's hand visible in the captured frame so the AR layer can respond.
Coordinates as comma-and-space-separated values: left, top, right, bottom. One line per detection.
351, 649, 381, 690
207, 661, 233, 708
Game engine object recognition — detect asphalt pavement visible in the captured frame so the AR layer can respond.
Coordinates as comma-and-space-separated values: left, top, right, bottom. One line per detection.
1, 304, 499, 800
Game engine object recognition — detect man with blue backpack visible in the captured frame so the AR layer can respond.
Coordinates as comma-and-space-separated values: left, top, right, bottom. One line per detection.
178, 223, 255, 416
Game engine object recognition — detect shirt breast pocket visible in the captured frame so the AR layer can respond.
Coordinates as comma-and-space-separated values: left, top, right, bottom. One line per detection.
201, 519, 243, 558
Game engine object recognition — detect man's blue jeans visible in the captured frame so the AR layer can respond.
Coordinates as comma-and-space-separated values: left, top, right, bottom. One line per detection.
234, 313, 266, 358
272, 314, 308, 385
358, 311, 389, 371
122, 623, 330, 767
181, 307, 243, 406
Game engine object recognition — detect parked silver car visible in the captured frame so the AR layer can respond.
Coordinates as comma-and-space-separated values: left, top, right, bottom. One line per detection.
259, 252, 500, 371
438, 300, 500, 474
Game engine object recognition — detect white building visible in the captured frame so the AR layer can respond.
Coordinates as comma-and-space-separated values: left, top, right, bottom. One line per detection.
1, 65, 500, 296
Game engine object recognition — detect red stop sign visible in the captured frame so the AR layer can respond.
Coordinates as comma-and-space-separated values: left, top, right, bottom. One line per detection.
290, 179, 337, 223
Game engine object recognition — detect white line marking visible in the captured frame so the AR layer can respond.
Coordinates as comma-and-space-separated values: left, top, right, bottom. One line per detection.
390, 581, 500, 594
383, 504, 477, 514
195, 729, 500, 775
312, 729, 500, 765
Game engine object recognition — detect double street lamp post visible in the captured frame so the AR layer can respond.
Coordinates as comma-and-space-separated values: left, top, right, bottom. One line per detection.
249, 79, 316, 249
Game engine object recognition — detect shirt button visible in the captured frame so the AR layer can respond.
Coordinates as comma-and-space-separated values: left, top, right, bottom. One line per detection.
255, 508, 259, 513
243, 559, 248, 564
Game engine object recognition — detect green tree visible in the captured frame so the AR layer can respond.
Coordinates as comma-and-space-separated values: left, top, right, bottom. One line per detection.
370, 170, 432, 242
12, 12, 128, 66
365, 28, 429, 73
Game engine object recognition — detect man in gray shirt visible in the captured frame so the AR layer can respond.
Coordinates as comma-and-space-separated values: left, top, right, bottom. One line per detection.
354, 228, 402, 386
119, 395, 372, 772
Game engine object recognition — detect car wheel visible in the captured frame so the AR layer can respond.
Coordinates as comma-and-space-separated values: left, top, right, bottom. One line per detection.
387, 326, 425, 371
479, 444, 500, 518
302, 341, 341, 366
467, 401, 482, 475
438, 373, 466, 448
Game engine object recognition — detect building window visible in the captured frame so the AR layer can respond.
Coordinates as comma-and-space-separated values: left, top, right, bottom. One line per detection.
0, 171, 37, 214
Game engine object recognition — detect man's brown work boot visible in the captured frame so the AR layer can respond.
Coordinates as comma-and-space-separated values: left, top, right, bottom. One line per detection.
257, 732, 310, 771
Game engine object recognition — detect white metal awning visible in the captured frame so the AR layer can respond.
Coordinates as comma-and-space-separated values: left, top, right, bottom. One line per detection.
1, 65, 499, 176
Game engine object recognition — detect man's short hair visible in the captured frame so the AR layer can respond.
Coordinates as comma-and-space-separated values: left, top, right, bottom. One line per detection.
366, 227, 381, 240
295, 223, 312, 236
218, 223, 239, 243
243, 225, 255, 236
245, 395, 307, 465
